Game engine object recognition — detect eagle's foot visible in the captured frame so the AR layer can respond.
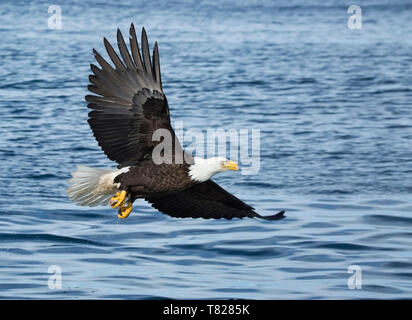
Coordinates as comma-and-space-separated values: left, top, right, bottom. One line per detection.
117, 202, 133, 219
110, 190, 127, 208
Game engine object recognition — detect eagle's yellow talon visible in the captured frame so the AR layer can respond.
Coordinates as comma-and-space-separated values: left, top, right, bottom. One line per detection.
117, 202, 133, 219
110, 190, 126, 208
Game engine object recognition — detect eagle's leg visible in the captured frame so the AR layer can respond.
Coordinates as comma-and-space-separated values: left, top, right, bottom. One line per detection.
110, 190, 127, 208
117, 201, 133, 219
109, 190, 134, 219
117, 192, 139, 219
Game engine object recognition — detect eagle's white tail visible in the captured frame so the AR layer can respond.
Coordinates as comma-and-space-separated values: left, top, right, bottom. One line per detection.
67, 165, 129, 207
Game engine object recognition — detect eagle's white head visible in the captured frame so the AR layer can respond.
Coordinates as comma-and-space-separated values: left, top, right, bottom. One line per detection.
188, 157, 239, 182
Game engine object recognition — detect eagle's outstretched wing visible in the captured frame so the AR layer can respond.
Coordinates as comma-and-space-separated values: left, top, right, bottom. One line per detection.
86, 24, 183, 167
145, 180, 285, 220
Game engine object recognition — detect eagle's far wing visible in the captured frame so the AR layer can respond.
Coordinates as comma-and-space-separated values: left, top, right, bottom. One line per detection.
86, 24, 183, 167
145, 180, 285, 220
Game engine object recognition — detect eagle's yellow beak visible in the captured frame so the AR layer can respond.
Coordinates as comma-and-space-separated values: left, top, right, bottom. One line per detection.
223, 160, 238, 171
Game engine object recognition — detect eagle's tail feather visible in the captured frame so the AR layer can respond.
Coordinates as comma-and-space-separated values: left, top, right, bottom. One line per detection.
66, 165, 118, 207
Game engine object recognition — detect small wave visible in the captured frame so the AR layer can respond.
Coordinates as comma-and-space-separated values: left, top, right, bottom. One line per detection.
0, 233, 106, 246
364, 214, 412, 226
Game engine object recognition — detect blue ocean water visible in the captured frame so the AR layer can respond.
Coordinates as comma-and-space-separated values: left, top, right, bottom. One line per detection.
0, 0, 412, 299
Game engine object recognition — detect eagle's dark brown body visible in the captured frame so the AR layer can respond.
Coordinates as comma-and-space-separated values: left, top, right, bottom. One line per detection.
115, 161, 194, 198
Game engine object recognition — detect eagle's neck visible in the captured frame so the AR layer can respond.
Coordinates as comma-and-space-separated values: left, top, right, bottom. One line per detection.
188, 157, 223, 182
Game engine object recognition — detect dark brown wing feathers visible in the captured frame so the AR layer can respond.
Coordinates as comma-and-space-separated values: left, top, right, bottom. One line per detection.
146, 180, 286, 220
87, 24, 177, 167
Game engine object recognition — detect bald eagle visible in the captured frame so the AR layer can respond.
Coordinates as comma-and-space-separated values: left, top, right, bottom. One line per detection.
67, 24, 285, 221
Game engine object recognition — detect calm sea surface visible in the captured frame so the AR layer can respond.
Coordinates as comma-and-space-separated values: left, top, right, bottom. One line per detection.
0, 0, 411, 299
